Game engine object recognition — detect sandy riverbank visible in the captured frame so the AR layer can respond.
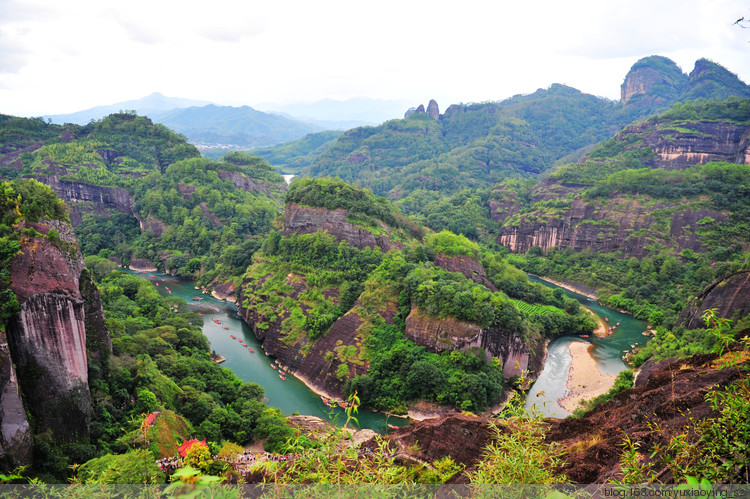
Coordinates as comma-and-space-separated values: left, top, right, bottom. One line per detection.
558, 341, 615, 413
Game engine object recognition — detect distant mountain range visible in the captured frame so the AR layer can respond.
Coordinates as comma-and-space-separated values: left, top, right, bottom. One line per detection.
44, 92, 211, 125
43, 93, 411, 150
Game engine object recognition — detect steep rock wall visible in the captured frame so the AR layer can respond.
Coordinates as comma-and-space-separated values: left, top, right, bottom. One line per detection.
433, 254, 496, 291
217, 170, 288, 196
283, 203, 403, 251
0, 332, 32, 468
4, 219, 104, 442
239, 271, 398, 398
677, 270, 750, 329
404, 306, 544, 379
31, 175, 135, 226
495, 120, 746, 256
619, 121, 750, 170
496, 183, 728, 257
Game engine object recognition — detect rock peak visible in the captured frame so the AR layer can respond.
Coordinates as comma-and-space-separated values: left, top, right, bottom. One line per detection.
426, 99, 439, 120
620, 55, 686, 106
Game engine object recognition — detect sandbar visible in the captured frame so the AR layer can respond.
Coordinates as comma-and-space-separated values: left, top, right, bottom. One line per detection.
558, 341, 615, 413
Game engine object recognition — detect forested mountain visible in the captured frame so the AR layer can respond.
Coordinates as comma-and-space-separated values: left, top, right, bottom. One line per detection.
0, 180, 294, 480
277, 57, 750, 209
150, 104, 323, 148
491, 98, 750, 354
252, 130, 343, 173
238, 177, 595, 413
2, 53, 750, 487
0, 113, 288, 290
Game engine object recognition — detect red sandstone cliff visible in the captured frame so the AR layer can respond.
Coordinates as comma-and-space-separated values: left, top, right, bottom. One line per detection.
3, 218, 110, 450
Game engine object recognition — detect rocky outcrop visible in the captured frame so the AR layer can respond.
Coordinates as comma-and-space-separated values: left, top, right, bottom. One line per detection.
139, 216, 166, 238
239, 270, 398, 398
405, 306, 482, 353
371, 413, 494, 469
374, 352, 746, 484
426, 100, 439, 120
433, 254, 496, 291
404, 306, 544, 379
620, 56, 686, 107
618, 120, 750, 170
677, 270, 750, 329
0, 331, 32, 469
210, 280, 237, 302
217, 170, 288, 196
496, 184, 728, 257
31, 175, 135, 226
547, 353, 746, 483
283, 203, 404, 251
4, 218, 109, 444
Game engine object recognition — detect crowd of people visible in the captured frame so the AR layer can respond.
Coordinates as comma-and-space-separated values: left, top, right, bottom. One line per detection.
155, 455, 184, 474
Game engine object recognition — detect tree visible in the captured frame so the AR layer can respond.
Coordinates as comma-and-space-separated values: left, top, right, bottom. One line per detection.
76, 449, 165, 484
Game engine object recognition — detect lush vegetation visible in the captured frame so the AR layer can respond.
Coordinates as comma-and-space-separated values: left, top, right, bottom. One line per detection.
287, 176, 423, 240
26, 265, 296, 482
243, 181, 595, 414
0, 114, 288, 291
252, 130, 342, 173
348, 325, 505, 413
507, 158, 750, 329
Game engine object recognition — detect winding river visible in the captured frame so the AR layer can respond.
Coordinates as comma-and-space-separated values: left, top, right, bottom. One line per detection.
126, 270, 407, 433
128, 268, 646, 427
523, 275, 648, 417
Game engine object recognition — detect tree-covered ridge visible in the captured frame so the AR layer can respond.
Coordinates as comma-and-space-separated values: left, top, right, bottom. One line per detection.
0, 113, 289, 289
4, 113, 201, 187
494, 100, 750, 327
287, 177, 423, 239
242, 179, 595, 413
0, 113, 199, 187
293, 61, 749, 205
252, 130, 343, 174
107, 153, 285, 285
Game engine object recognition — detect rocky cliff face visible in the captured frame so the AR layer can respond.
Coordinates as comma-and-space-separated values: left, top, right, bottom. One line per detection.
546, 353, 746, 483
404, 305, 545, 379
0, 331, 32, 469
3, 218, 110, 445
31, 175, 135, 226
495, 116, 748, 256
216, 170, 288, 197
433, 254, 496, 291
373, 352, 746, 484
239, 270, 398, 398
426, 100, 440, 120
495, 180, 728, 257
620, 57, 685, 106
618, 120, 750, 170
677, 270, 750, 329
283, 203, 404, 251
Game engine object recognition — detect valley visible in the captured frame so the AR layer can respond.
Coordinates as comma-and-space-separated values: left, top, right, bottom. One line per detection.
0, 54, 748, 487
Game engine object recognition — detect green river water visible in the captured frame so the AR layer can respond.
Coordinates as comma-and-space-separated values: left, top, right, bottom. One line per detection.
127, 270, 407, 433
128, 270, 646, 428
523, 275, 648, 418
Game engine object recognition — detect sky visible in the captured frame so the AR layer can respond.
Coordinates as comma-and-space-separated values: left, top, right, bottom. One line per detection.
1, 0, 749, 117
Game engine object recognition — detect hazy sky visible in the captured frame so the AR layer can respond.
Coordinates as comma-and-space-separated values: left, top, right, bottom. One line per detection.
1, 0, 748, 116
